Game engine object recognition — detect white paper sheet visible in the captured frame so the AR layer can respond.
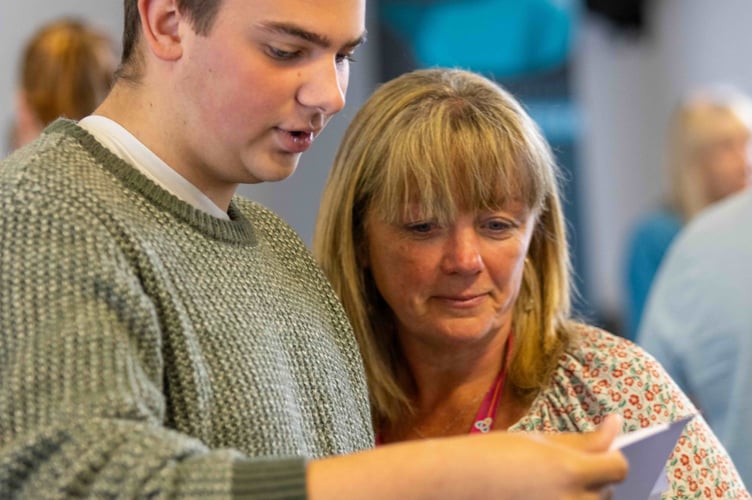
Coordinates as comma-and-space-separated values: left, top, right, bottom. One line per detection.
612, 415, 694, 500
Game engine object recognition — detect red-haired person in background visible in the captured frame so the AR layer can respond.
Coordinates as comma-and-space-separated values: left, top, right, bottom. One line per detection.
11, 17, 116, 151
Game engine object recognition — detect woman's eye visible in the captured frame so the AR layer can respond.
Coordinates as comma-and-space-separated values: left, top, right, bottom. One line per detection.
484, 219, 513, 232
406, 222, 435, 234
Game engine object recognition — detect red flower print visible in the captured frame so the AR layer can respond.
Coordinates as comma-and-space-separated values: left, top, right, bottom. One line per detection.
688, 479, 698, 492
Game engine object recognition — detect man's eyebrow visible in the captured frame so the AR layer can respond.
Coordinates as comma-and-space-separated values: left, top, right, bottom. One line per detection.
259, 22, 367, 50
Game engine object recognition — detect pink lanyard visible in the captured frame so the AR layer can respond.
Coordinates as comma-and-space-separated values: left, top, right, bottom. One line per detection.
375, 332, 514, 444
470, 331, 513, 434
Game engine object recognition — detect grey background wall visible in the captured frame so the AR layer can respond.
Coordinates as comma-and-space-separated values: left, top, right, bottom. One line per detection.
2, 0, 751, 327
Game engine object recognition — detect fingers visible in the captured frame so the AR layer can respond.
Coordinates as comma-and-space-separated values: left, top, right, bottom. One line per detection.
538, 416, 629, 487
547, 414, 624, 453
577, 448, 629, 486
595, 414, 624, 451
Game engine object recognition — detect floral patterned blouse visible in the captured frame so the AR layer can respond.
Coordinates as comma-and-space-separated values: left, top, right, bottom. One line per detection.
508, 324, 749, 499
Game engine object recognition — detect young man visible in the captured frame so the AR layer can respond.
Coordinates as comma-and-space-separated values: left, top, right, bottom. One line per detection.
0, 1, 627, 498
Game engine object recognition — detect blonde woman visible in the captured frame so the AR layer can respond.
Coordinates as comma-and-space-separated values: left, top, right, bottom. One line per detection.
315, 68, 749, 498
624, 85, 752, 340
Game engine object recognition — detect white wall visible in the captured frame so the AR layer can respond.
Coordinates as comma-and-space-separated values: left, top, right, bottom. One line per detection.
574, 0, 752, 322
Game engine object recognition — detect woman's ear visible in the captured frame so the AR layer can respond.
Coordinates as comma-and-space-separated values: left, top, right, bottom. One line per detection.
137, 0, 183, 62
355, 207, 371, 268
356, 237, 370, 269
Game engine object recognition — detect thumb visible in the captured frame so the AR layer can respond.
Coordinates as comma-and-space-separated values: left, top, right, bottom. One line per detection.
547, 414, 624, 453
594, 414, 624, 452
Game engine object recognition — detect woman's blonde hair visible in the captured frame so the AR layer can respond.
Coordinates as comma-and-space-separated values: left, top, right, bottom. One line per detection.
314, 68, 577, 430
19, 18, 116, 126
667, 85, 752, 219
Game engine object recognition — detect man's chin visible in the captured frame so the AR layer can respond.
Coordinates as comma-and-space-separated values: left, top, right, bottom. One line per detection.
244, 156, 301, 184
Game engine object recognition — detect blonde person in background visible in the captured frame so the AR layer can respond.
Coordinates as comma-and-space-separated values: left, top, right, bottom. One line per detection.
10, 17, 116, 151
314, 67, 749, 498
623, 85, 752, 341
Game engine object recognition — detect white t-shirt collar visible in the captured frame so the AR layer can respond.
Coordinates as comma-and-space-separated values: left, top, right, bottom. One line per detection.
78, 115, 230, 220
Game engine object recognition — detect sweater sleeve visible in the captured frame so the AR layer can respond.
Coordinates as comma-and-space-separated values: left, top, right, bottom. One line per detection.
0, 176, 306, 498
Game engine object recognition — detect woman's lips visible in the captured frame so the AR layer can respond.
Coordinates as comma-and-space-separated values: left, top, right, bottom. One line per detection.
435, 294, 487, 308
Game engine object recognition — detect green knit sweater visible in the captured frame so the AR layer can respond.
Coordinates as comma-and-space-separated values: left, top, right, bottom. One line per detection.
0, 120, 374, 499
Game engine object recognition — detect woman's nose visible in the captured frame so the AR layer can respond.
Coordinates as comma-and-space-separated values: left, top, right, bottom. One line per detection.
440, 230, 483, 275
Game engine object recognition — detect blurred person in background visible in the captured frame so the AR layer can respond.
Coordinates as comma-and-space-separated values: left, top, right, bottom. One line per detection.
623, 84, 752, 341
314, 67, 749, 499
9, 17, 116, 151
638, 186, 752, 488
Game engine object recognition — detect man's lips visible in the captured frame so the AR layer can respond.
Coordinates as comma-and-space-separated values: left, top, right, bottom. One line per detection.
275, 128, 316, 154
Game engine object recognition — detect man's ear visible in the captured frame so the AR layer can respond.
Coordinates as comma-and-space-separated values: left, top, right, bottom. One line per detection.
138, 0, 183, 62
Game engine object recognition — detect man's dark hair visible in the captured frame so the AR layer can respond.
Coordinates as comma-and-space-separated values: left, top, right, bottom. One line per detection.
118, 0, 222, 80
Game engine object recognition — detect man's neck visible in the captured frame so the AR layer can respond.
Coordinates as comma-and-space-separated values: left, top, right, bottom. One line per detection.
93, 83, 237, 212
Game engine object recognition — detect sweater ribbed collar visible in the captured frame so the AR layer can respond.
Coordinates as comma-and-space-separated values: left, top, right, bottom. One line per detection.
47, 119, 257, 246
